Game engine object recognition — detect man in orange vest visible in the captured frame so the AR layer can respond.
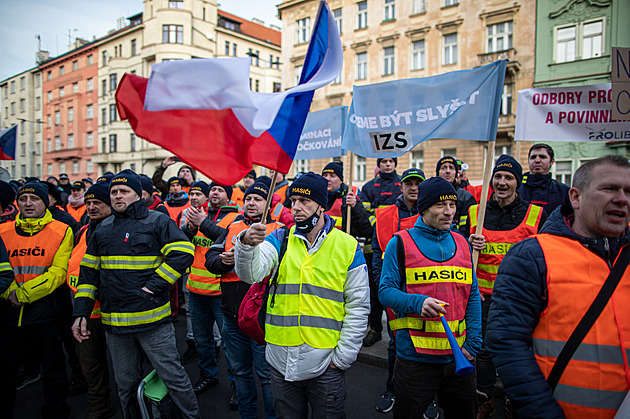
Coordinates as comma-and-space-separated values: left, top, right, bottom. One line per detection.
67, 181, 115, 418
0, 181, 74, 418
206, 180, 284, 418
379, 176, 482, 419
67, 180, 87, 224
372, 168, 425, 413
487, 155, 630, 419
461, 155, 547, 418
164, 177, 191, 222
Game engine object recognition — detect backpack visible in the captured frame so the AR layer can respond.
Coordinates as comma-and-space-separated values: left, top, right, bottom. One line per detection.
238, 227, 290, 345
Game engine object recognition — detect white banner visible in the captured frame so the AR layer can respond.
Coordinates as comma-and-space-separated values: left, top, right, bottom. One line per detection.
515, 83, 630, 142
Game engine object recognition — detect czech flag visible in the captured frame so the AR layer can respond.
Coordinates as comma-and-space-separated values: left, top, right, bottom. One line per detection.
116, 0, 341, 185
0, 125, 17, 160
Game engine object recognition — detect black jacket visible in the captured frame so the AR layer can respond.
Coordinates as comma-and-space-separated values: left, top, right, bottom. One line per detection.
326, 183, 373, 240
517, 172, 570, 216
49, 205, 80, 235
453, 185, 477, 231
486, 205, 630, 418
182, 205, 242, 243
73, 199, 194, 334
360, 171, 402, 213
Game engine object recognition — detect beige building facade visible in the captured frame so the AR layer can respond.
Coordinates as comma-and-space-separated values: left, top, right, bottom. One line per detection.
278, 0, 536, 187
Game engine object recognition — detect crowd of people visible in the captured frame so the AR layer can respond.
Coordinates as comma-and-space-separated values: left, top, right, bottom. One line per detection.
0, 143, 628, 419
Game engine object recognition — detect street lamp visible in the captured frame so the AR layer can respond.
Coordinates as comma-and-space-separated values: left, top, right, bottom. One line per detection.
17, 118, 45, 178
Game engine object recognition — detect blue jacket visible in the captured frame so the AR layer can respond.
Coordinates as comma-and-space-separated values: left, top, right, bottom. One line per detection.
486, 204, 630, 418
379, 216, 482, 363
517, 172, 570, 216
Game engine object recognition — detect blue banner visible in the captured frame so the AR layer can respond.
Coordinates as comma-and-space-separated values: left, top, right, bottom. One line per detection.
294, 106, 347, 160
342, 60, 507, 158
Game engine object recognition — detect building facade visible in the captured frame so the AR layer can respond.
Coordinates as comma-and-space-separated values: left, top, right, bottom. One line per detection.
534, 0, 630, 186
278, 0, 537, 187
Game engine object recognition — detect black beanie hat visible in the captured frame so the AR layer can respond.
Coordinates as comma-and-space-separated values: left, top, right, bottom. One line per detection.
244, 169, 257, 180
177, 165, 196, 180
84, 183, 111, 206
209, 182, 233, 200
189, 181, 210, 197
17, 182, 50, 207
287, 172, 328, 209
0, 180, 15, 209
244, 181, 269, 201
96, 173, 114, 184
435, 156, 460, 176
139, 175, 154, 194
492, 154, 523, 185
44, 181, 62, 206
417, 177, 457, 215
256, 176, 272, 188
322, 161, 344, 182
167, 176, 181, 189
377, 157, 398, 167
110, 169, 142, 197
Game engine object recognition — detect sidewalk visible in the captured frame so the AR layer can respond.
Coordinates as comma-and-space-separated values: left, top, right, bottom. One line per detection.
357, 315, 389, 369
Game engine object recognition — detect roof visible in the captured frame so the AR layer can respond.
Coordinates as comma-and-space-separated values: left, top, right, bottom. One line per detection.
218, 9, 281, 47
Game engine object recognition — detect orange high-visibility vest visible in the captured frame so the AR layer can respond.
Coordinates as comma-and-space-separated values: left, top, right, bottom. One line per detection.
221, 220, 284, 283
186, 211, 239, 296
375, 204, 419, 256
67, 227, 101, 318
165, 201, 191, 224
232, 187, 245, 210
325, 186, 358, 230
532, 234, 630, 418
388, 229, 473, 355
469, 203, 543, 295
67, 204, 85, 222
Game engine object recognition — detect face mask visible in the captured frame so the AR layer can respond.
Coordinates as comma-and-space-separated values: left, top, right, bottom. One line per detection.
295, 209, 321, 234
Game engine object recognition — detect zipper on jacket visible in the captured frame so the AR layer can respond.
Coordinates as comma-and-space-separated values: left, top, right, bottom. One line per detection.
603, 237, 611, 268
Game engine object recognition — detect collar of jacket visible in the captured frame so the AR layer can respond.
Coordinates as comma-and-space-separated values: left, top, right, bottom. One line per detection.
524, 172, 551, 188
414, 215, 454, 241
275, 179, 289, 190
293, 214, 335, 247
166, 191, 189, 205
488, 194, 524, 212
114, 199, 149, 219
379, 170, 397, 181
16, 209, 54, 234
396, 194, 419, 215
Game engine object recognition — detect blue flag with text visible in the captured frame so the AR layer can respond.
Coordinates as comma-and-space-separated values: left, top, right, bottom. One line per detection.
294, 106, 347, 160
342, 60, 507, 158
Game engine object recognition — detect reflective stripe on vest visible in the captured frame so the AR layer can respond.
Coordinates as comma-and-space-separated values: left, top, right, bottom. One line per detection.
0, 219, 68, 285
389, 229, 472, 356
271, 203, 284, 221
265, 226, 356, 349
101, 301, 171, 327
221, 220, 284, 283
375, 204, 419, 259
533, 235, 630, 418
67, 229, 101, 319
187, 212, 238, 295
469, 203, 542, 295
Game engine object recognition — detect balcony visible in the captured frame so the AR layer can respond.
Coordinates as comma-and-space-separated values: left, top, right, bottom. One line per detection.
477, 48, 520, 74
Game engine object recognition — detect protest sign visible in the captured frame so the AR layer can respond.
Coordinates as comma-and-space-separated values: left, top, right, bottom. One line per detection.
515, 83, 630, 142
294, 106, 347, 160
612, 47, 630, 121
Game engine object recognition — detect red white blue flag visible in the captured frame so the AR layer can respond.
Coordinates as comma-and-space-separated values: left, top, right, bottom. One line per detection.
116, 0, 341, 185
0, 125, 17, 160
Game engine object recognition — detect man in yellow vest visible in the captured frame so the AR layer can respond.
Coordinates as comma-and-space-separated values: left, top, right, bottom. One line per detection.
206, 180, 284, 418
460, 154, 546, 418
0, 181, 74, 418
234, 172, 370, 418
67, 181, 115, 418
379, 176, 482, 419
487, 155, 630, 418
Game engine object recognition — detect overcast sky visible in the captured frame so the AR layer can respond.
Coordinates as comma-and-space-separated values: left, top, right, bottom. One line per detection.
0, 0, 283, 81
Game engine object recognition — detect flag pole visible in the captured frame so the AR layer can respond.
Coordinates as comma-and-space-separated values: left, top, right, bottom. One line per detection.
262, 169, 279, 223
346, 151, 354, 234
472, 144, 495, 270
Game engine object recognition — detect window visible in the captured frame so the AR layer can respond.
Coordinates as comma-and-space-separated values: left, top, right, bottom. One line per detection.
47, 70, 52, 80
72, 60, 78, 71
35, 73, 41, 87
294, 65, 303, 86
412, 40, 425, 70
582, 20, 603, 59
443, 33, 458, 65
357, 52, 367, 80
412, 0, 426, 14
553, 160, 573, 185
102, 79, 107, 96
68, 107, 74, 122
20, 121, 25, 134
162, 25, 183, 44
35, 96, 42, 110
225, 41, 230, 55
101, 137, 106, 152
501, 84, 513, 115
87, 160, 94, 174
383, 46, 395, 76
20, 143, 26, 156
169, 0, 183, 8
555, 26, 576, 63
109, 134, 117, 152
47, 163, 53, 176
10, 81, 15, 93
295, 159, 309, 174
332, 63, 342, 85
109, 104, 117, 122
47, 139, 52, 152
131, 39, 137, 56
19, 99, 25, 112
102, 51, 108, 66
55, 111, 60, 125
355, 156, 366, 181
87, 132, 94, 147
20, 165, 26, 178
441, 148, 457, 158
357, 1, 368, 29
73, 161, 79, 174
334, 8, 342, 34
444, 0, 458, 5
60, 66, 65, 76
87, 78, 93, 91
55, 136, 61, 150
109, 74, 118, 91
47, 114, 51, 127
47, 91, 52, 102
10, 102, 15, 115
68, 134, 74, 149
20, 77, 25, 90
59, 162, 66, 174
130, 133, 136, 151
410, 150, 424, 170
273, 82, 281, 92
36, 121, 41, 133
487, 21, 513, 53
101, 108, 107, 125
255, 50, 260, 67
296, 18, 310, 44
384, 0, 395, 21
232, 43, 237, 56
87, 54, 93, 65
255, 79, 260, 92
59, 87, 65, 97
72, 82, 78, 93
87, 104, 93, 119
